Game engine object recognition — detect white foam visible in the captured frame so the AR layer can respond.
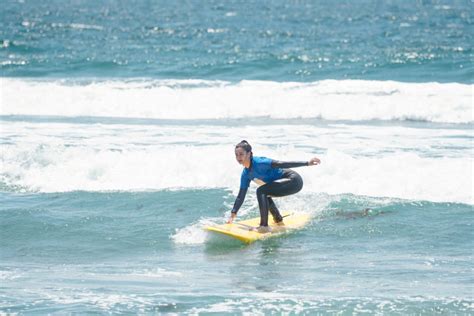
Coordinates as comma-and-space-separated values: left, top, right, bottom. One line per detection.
300, 149, 474, 204
1, 78, 472, 123
0, 269, 23, 281
0, 116, 472, 203
39, 290, 154, 312
0, 143, 237, 192
171, 219, 213, 245
1, 138, 471, 204
115, 269, 181, 283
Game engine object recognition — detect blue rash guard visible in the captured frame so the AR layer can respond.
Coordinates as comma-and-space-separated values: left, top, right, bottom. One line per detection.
231, 156, 308, 214
240, 156, 284, 189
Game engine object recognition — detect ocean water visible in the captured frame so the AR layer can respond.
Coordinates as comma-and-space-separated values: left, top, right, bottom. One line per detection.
1, 0, 473, 315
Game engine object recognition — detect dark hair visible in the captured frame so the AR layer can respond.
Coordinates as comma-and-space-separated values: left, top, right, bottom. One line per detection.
235, 140, 253, 161
235, 140, 252, 153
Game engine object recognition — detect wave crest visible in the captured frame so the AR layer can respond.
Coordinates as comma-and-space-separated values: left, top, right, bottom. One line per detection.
1, 78, 471, 123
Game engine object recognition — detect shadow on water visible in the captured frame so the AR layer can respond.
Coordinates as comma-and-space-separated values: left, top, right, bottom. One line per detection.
321, 208, 388, 221
203, 233, 248, 255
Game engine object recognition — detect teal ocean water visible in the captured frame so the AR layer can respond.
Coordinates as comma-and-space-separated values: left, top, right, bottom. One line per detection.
1, 0, 472, 82
1, 0, 473, 314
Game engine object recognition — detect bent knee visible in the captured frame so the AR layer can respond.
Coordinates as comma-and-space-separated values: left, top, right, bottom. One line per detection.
295, 181, 303, 193
292, 174, 304, 191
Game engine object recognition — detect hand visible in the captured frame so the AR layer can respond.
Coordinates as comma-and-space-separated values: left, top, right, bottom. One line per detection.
227, 213, 236, 224
308, 157, 321, 166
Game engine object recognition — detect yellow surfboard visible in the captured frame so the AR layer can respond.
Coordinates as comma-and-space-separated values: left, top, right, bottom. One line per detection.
204, 212, 311, 244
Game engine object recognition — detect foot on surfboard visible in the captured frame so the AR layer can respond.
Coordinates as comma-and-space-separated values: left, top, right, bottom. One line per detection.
252, 225, 272, 234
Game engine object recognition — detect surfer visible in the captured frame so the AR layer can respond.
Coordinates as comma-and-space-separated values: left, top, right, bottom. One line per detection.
228, 140, 321, 233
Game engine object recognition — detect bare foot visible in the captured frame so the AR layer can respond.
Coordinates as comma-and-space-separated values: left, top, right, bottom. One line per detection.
252, 226, 272, 233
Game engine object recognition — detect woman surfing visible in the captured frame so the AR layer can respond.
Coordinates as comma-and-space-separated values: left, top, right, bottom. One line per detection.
228, 140, 321, 233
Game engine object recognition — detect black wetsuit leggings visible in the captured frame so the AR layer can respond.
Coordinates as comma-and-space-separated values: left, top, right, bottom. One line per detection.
256, 169, 303, 226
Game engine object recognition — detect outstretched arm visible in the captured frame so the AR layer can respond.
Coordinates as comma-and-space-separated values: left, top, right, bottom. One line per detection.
271, 157, 321, 168
227, 187, 248, 223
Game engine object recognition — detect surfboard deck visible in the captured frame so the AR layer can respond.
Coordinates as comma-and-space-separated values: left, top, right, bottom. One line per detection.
204, 212, 311, 244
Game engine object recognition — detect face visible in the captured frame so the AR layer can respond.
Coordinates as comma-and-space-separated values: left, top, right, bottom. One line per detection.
235, 147, 251, 166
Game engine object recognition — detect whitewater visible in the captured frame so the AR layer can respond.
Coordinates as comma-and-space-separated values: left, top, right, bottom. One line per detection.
2, 78, 472, 123
1, 78, 472, 205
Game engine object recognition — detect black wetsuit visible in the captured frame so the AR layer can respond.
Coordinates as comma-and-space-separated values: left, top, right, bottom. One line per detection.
231, 157, 307, 226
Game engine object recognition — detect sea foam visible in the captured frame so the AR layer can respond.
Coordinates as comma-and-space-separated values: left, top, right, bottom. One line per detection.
1, 141, 472, 204
1, 78, 472, 123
